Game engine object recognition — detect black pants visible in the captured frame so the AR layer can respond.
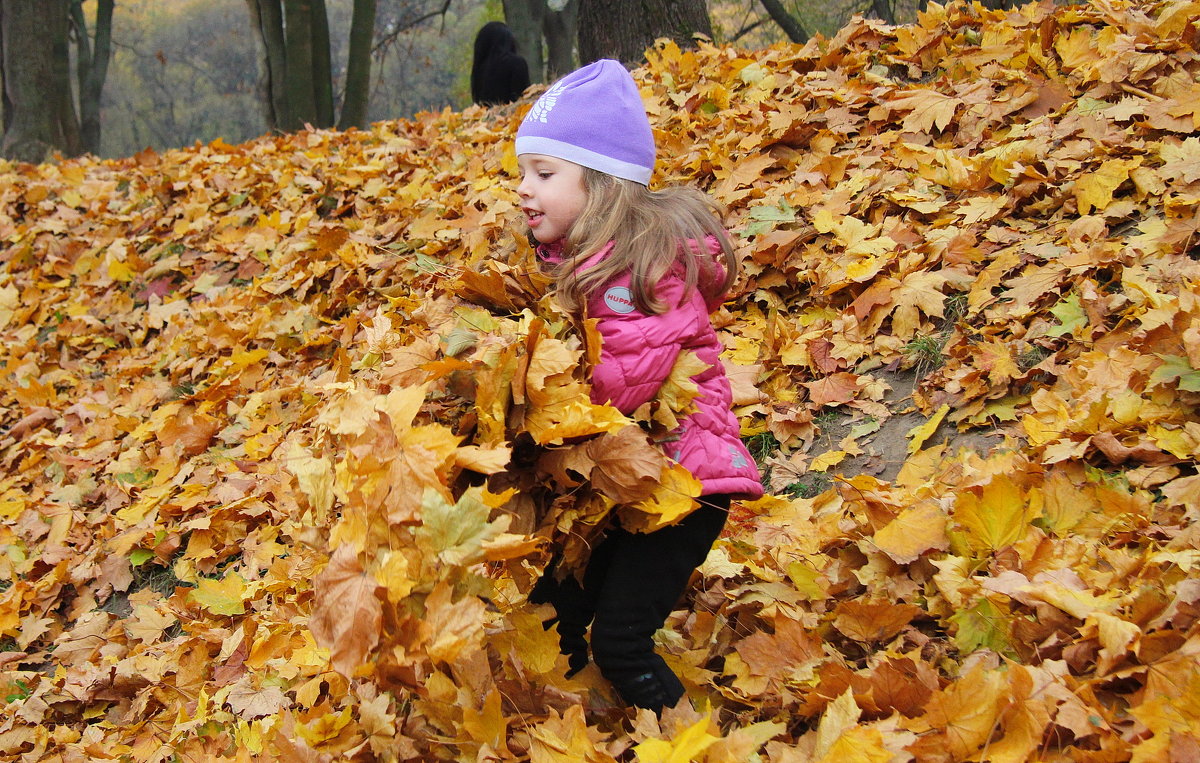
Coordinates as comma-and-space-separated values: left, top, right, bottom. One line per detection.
530, 494, 730, 714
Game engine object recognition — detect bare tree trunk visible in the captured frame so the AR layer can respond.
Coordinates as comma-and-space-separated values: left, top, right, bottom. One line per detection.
577, 0, 711, 65
70, 0, 114, 155
0, 0, 81, 162
338, 0, 375, 130
310, 0, 334, 127
54, 11, 82, 154
543, 0, 577, 81
0, 7, 9, 135
758, 0, 808, 44
246, 0, 289, 129
503, 0, 545, 83
282, 0, 318, 129
870, 0, 895, 24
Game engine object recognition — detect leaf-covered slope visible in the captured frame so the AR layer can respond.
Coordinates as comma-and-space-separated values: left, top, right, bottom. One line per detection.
2, 1, 1199, 760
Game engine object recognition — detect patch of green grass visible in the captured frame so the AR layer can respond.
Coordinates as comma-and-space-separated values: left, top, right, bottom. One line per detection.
943, 292, 969, 324
168, 382, 196, 400
813, 408, 841, 430
904, 332, 949, 377
742, 430, 781, 466
785, 472, 834, 499
131, 560, 187, 598
1017, 345, 1051, 371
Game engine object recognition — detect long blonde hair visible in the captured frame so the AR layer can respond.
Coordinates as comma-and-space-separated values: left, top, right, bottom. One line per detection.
551, 168, 737, 315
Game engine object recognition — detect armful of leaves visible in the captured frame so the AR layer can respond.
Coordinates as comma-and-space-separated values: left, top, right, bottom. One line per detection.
458, 259, 552, 313
458, 236, 552, 313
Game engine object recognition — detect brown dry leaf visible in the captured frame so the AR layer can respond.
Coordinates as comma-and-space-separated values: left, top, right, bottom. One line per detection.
735, 616, 823, 681
833, 599, 922, 644
586, 425, 668, 504
905, 665, 1008, 760
805, 372, 861, 407
864, 658, 936, 719
310, 544, 383, 677
226, 676, 292, 720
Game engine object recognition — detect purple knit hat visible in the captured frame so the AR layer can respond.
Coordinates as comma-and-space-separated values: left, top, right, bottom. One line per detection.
515, 59, 655, 185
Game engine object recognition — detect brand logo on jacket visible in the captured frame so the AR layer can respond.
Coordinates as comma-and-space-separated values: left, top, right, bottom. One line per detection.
603, 286, 636, 314
728, 445, 748, 469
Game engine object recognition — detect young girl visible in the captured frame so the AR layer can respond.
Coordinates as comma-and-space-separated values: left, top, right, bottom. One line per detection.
516, 59, 764, 714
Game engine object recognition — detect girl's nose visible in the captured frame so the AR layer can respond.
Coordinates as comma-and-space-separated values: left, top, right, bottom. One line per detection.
516, 176, 532, 199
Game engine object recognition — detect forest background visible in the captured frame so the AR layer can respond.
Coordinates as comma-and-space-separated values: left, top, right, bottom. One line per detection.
0, 0, 951, 162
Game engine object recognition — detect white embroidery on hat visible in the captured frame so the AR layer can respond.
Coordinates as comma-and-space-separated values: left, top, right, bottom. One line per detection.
526, 79, 568, 123
602, 286, 636, 314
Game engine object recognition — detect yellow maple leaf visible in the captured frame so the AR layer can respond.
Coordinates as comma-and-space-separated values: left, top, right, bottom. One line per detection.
527, 395, 631, 445
415, 486, 506, 566
872, 501, 949, 564
814, 689, 862, 758
462, 688, 507, 751
1129, 672, 1200, 763
1025, 581, 1120, 621
453, 444, 512, 474
652, 350, 709, 429
1153, 1, 1197, 38
906, 403, 949, 454
624, 460, 703, 533
0, 281, 18, 329
423, 579, 486, 665
889, 270, 947, 341
817, 726, 893, 763
283, 440, 335, 518
1075, 157, 1142, 214
982, 664, 1053, 763
953, 473, 1031, 553
528, 705, 607, 761
888, 89, 963, 133
1054, 26, 1100, 72
107, 256, 135, 283
188, 572, 248, 616
317, 386, 384, 436
375, 549, 415, 604
125, 602, 177, 644
809, 449, 847, 472
296, 707, 354, 748
634, 713, 720, 763
906, 665, 1007, 760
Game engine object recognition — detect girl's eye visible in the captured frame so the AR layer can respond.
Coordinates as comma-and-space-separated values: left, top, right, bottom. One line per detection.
538, 172, 552, 180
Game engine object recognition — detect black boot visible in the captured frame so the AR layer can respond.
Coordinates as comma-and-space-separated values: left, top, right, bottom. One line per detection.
541, 614, 590, 677
531, 567, 594, 678
609, 660, 685, 715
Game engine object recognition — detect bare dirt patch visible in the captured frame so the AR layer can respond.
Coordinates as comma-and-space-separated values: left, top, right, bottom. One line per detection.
763, 367, 1006, 495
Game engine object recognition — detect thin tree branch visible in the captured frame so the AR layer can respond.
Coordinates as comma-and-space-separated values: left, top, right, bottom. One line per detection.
371, 0, 452, 54
730, 17, 771, 44
758, 0, 808, 43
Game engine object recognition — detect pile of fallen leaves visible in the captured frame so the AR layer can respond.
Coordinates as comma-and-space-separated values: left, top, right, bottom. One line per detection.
2, 0, 1199, 759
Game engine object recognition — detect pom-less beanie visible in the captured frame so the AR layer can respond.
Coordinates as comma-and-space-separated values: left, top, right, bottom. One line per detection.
515, 59, 656, 185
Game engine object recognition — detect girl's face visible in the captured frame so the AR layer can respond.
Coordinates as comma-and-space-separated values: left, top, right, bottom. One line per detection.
516, 154, 587, 244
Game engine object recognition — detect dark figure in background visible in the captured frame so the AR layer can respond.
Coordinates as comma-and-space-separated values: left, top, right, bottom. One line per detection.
471, 21, 532, 107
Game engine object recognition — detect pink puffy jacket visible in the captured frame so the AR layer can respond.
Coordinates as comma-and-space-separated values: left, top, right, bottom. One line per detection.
540, 240, 764, 500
